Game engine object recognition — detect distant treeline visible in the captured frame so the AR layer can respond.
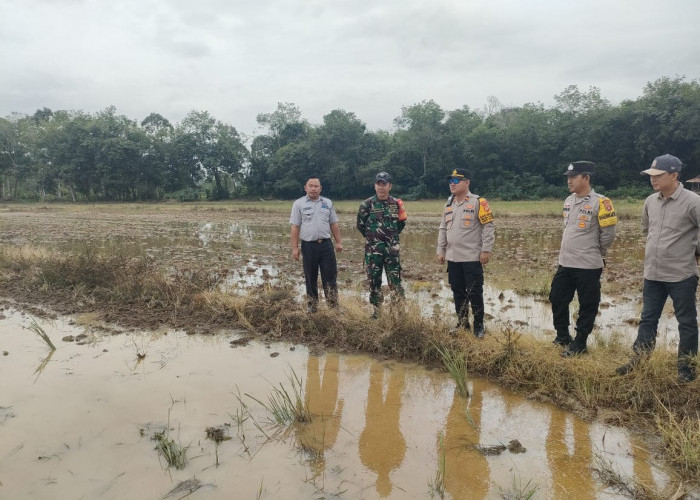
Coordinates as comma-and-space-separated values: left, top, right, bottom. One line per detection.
1, 76, 699, 202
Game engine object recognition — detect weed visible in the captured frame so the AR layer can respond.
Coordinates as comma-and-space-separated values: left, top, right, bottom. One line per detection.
433, 342, 469, 398
498, 476, 538, 499
591, 452, 685, 500
655, 397, 700, 481
205, 425, 231, 467
154, 431, 188, 470
152, 408, 188, 470
25, 318, 55, 351
246, 368, 311, 426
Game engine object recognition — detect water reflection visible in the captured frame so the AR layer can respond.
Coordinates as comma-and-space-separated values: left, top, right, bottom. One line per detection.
359, 363, 407, 497
443, 380, 489, 499
546, 411, 595, 499
296, 355, 344, 479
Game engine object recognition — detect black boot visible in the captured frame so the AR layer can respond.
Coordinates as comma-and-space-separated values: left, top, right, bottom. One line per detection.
552, 332, 573, 347
678, 356, 697, 383
561, 332, 588, 357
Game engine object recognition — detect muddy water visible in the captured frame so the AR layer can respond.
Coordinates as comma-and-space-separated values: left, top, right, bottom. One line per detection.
1, 310, 669, 499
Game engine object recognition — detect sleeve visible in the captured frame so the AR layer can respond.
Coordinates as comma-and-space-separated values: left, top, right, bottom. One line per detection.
437, 207, 447, 255
641, 199, 650, 235
694, 196, 700, 257
328, 200, 339, 225
597, 197, 617, 256
289, 199, 302, 226
357, 200, 368, 236
478, 198, 495, 252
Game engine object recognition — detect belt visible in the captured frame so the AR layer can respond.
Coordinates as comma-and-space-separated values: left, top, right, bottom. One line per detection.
302, 238, 330, 244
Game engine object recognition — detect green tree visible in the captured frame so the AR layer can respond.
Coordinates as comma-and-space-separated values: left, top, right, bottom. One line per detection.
174, 110, 248, 200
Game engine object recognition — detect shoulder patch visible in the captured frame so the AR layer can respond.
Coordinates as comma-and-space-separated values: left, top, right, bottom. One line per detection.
478, 198, 494, 224
598, 197, 618, 227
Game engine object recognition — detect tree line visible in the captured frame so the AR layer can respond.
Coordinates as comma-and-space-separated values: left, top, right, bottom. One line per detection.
1, 76, 698, 202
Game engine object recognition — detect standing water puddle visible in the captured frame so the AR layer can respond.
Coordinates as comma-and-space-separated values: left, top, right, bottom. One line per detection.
0, 310, 669, 499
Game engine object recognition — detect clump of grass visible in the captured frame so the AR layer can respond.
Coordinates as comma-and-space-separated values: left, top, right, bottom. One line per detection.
151, 408, 188, 470
433, 342, 469, 398
25, 318, 55, 351
428, 433, 446, 499
498, 476, 538, 500
655, 398, 700, 481
153, 431, 188, 470
246, 368, 311, 426
591, 452, 685, 500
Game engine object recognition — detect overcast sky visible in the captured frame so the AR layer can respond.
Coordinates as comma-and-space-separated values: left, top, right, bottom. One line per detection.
2, 0, 699, 136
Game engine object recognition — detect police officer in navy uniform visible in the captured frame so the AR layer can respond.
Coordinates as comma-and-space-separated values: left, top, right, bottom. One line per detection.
550, 161, 617, 356
290, 177, 343, 313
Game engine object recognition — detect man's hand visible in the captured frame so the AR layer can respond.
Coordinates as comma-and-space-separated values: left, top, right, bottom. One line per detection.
437, 254, 446, 264
292, 247, 300, 261
480, 251, 490, 265
335, 242, 343, 253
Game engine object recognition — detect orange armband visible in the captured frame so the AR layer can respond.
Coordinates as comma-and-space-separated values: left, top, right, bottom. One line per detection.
396, 198, 407, 222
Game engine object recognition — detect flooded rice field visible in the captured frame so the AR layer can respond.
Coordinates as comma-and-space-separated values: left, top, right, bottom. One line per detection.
0, 309, 670, 499
0, 203, 686, 347
0, 203, 696, 499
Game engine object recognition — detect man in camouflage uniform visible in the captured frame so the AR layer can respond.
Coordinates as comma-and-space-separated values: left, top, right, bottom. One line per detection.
550, 161, 617, 357
357, 172, 407, 317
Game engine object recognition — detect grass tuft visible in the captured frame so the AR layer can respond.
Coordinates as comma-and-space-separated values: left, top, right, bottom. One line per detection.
433, 341, 469, 398
246, 368, 311, 426
153, 431, 188, 470
25, 318, 56, 351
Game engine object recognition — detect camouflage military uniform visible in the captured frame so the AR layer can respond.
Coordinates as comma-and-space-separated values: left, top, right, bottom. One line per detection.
357, 195, 406, 306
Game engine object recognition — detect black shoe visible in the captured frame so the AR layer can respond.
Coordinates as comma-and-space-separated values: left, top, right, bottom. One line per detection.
474, 326, 485, 339
561, 343, 587, 358
370, 307, 380, 320
678, 371, 697, 383
307, 304, 318, 314
616, 362, 635, 375
616, 355, 643, 375
552, 335, 573, 347
456, 321, 470, 331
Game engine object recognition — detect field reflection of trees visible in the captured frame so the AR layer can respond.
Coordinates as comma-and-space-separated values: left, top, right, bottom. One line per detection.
2, 77, 698, 202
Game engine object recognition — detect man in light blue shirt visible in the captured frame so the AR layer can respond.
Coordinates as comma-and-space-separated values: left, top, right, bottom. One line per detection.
290, 177, 343, 312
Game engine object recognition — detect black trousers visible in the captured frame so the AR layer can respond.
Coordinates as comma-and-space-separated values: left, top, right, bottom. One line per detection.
448, 261, 484, 329
301, 239, 338, 306
549, 266, 602, 339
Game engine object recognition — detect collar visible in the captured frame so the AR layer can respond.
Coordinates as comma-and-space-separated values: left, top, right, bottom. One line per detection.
573, 189, 594, 203
453, 191, 471, 204
656, 182, 683, 200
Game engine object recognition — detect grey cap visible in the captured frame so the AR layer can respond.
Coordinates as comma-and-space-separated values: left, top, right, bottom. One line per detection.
641, 154, 683, 175
563, 161, 595, 176
375, 172, 392, 183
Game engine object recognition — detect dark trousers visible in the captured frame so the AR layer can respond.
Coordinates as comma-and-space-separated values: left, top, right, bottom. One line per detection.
633, 276, 698, 374
301, 239, 338, 306
549, 266, 602, 341
448, 261, 484, 329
